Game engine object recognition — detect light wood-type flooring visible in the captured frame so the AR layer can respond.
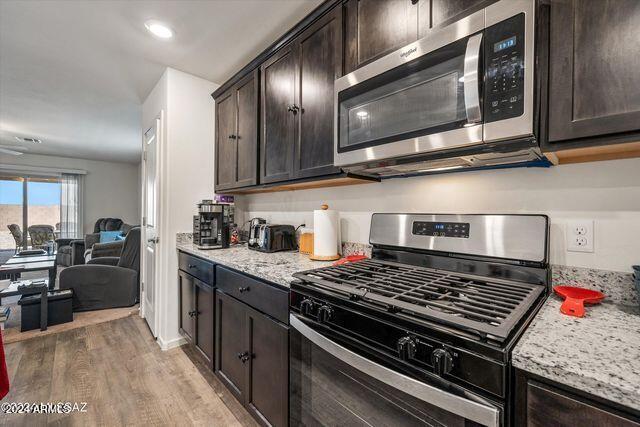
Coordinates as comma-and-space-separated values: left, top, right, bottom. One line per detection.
0, 315, 258, 426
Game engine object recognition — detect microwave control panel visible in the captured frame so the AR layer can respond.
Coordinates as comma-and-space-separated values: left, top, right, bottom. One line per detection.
484, 13, 526, 123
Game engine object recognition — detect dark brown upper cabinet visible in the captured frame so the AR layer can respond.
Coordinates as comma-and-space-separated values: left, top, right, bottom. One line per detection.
261, 5, 343, 184
215, 70, 259, 192
344, 0, 490, 73
546, 0, 640, 147
426, 0, 489, 34
260, 47, 297, 184
215, 91, 236, 190
344, 0, 418, 73
294, 6, 342, 179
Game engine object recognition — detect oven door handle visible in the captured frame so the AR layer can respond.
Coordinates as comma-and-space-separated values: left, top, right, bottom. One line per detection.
463, 33, 483, 125
290, 314, 500, 427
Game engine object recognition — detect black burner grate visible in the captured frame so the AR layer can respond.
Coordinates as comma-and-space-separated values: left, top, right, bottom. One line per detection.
293, 259, 544, 340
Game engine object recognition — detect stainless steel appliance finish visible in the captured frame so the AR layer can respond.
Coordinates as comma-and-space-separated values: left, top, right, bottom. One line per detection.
290, 212, 549, 426
248, 217, 266, 246
334, 0, 537, 175
193, 201, 233, 250
247, 224, 298, 253
290, 314, 500, 427
369, 213, 548, 263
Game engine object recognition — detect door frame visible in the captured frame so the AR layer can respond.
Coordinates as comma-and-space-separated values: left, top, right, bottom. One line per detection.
140, 111, 163, 338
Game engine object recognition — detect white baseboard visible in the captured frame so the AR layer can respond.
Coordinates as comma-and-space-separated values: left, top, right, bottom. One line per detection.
157, 335, 187, 351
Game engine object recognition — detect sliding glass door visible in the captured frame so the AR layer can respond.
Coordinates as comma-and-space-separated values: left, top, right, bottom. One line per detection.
0, 176, 25, 252
0, 174, 61, 251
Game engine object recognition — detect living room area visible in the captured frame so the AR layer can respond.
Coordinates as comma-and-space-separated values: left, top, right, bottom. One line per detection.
0, 153, 141, 341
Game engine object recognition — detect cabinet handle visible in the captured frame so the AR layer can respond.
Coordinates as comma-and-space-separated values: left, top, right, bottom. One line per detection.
228, 134, 237, 139
238, 286, 250, 293
287, 104, 300, 114
411, 0, 419, 5
188, 264, 196, 269
237, 351, 251, 363
188, 310, 196, 317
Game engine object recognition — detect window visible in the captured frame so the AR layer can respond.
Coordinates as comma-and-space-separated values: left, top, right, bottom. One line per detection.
0, 175, 62, 251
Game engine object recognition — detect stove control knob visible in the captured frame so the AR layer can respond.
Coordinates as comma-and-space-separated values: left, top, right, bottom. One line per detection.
317, 305, 334, 323
396, 336, 417, 361
431, 348, 453, 377
300, 298, 314, 317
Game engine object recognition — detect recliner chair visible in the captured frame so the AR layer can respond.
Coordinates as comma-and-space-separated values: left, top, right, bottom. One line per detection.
66, 217, 132, 265
59, 227, 140, 311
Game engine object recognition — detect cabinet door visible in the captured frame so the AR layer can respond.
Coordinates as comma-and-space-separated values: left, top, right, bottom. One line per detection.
245, 306, 289, 427
344, 0, 418, 73
428, 0, 488, 31
526, 381, 640, 427
215, 290, 246, 401
195, 281, 215, 369
178, 271, 195, 342
215, 90, 237, 190
294, 6, 342, 179
235, 71, 259, 188
261, 47, 296, 184
548, 0, 640, 143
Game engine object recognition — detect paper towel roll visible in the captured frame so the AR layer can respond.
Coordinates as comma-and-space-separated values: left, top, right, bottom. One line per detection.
313, 205, 340, 260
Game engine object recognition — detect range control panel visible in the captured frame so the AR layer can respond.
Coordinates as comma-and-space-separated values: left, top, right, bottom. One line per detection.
412, 221, 470, 238
484, 13, 526, 123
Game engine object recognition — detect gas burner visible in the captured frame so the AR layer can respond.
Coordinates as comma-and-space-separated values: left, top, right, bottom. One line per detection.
295, 257, 544, 341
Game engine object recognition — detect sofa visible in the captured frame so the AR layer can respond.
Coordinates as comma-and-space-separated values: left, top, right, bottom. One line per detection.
59, 227, 140, 311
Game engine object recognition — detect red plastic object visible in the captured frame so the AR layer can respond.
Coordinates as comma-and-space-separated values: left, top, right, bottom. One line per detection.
332, 255, 368, 266
553, 286, 605, 317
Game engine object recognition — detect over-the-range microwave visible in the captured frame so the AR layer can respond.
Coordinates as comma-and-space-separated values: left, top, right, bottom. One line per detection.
334, 0, 550, 178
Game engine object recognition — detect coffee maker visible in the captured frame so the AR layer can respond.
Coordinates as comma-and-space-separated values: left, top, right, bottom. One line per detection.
193, 200, 234, 249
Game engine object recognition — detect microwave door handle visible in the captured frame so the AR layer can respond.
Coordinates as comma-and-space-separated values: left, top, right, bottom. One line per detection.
463, 33, 483, 124
290, 314, 500, 427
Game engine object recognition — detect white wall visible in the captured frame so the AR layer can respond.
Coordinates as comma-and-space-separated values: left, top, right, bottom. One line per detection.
2, 152, 140, 231
239, 158, 640, 273
143, 67, 218, 349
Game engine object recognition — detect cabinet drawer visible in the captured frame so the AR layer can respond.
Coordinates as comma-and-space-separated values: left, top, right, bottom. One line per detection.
179, 252, 215, 285
216, 266, 288, 324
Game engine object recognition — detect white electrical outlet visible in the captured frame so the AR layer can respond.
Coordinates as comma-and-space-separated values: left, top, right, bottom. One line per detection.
566, 220, 594, 253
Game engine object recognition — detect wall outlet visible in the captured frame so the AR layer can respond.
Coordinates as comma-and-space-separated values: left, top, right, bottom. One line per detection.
566, 220, 594, 253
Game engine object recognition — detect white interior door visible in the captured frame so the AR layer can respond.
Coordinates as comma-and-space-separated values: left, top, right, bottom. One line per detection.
142, 116, 160, 337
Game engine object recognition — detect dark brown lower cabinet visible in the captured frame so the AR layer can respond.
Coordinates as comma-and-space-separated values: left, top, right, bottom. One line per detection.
245, 304, 288, 427
215, 289, 289, 427
515, 369, 640, 426
178, 270, 196, 342
216, 290, 247, 401
194, 281, 215, 367
178, 269, 215, 370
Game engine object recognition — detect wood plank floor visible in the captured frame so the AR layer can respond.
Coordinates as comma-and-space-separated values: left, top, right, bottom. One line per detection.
0, 315, 258, 427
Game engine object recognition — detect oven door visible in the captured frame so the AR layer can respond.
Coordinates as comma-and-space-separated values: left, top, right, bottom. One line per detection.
334, 10, 485, 167
289, 314, 501, 427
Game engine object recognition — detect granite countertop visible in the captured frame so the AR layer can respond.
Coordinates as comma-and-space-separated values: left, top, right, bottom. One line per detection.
176, 242, 334, 288
513, 267, 640, 411
178, 234, 640, 411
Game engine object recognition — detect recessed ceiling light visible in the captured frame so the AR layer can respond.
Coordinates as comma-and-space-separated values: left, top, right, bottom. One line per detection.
145, 20, 174, 39
15, 136, 41, 143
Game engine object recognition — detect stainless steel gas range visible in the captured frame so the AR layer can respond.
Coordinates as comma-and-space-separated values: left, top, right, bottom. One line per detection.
289, 213, 550, 426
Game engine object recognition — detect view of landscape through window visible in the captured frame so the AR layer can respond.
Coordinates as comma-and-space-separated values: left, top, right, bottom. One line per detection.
0, 176, 61, 251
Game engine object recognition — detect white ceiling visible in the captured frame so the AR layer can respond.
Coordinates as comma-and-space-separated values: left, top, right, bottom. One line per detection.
0, 0, 323, 163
